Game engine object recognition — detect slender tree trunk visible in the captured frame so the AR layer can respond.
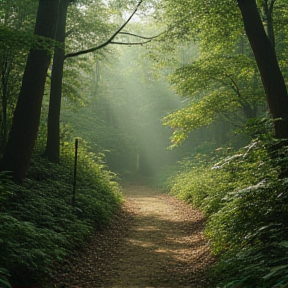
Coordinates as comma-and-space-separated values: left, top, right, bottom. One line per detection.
0, 58, 10, 153
43, 0, 70, 163
237, 0, 288, 138
0, 0, 59, 183
260, 0, 275, 47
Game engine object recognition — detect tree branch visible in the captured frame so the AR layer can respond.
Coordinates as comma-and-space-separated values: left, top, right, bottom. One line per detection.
119, 31, 161, 40
111, 39, 153, 46
210, 73, 247, 107
225, 74, 246, 106
64, 0, 144, 59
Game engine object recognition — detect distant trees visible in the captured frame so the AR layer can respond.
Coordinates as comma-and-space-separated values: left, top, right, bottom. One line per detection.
63, 45, 183, 176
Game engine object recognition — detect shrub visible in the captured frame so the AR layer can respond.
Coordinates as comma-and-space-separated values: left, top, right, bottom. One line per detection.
0, 140, 122, 285
167, 139, 288, 287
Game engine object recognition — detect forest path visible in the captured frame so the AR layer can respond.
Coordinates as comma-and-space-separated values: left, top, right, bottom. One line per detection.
50, 185, 215, 288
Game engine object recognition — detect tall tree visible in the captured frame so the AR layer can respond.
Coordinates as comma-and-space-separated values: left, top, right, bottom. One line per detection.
157, 0, 288, 142
0, 0, 37, 152
0, 0, 59, 182
237, 0, 288, 138
42, 0, 70, 163
43, 0, 113, 163
43, 0, 155, 163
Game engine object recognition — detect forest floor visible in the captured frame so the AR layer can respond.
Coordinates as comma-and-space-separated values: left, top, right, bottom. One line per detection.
49, 185, 216, 288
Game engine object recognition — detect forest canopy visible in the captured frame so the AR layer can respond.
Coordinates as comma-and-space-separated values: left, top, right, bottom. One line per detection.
1, 0, 288, 287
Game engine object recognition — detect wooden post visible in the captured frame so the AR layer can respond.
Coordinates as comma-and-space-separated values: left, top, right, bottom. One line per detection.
72, 138, 78, 208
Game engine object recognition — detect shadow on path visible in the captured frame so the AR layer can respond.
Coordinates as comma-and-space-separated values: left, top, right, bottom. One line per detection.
49, 185, 215, 288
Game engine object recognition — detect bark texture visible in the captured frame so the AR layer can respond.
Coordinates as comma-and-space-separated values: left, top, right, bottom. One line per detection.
237, 0, 288, 138
43, 0, 70, 163
0, 0, 59, 182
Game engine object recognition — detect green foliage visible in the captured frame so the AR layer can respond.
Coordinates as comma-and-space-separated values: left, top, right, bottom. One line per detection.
62, 45, 185, 177
151, 0, 288, 148
0, 0, 45, 151
0, 140, 122, 285
210, 176, 288, 287
150, 164, 180, 192
156, 1, 288, 285
168, 138, 288, 287
161, 40, 266, 147
0, 268, 11, 288
163, 52, 265, 146
170, 140, 273, 214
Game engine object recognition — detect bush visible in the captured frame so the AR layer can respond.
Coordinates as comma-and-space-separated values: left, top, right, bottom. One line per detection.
0, 140, 122, 286
209, 178, 288, 287
167, 139, 288, 287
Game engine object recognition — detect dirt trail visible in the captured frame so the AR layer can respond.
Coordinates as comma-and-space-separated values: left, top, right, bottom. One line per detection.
50, 185, 215, 288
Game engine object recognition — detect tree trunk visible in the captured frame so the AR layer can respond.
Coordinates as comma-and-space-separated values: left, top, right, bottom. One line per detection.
259, 0, 275, 47
43, 0, 70, 163
0, 0, 59, 183
0, 58, 11, 153
237, 0, 288, 138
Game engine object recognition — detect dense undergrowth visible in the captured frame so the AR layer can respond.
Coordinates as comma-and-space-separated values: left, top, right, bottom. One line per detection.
165, 137, 288, 288
0, 140, 122, 287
